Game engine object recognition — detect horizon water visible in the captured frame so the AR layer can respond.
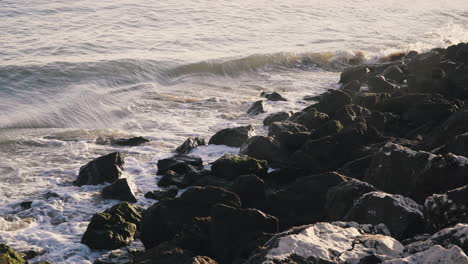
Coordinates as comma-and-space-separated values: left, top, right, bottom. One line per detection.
1, 0, 468, 263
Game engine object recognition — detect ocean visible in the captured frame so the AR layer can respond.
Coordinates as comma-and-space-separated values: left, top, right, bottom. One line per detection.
1, 0, 468, 263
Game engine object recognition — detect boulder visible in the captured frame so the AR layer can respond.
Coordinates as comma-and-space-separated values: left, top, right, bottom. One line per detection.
307, 89, 352, 115
230, 175, 266, 210
352, 92, 391, 110
333, 104, 371, 126
104, 202, 143, 229
267, 121, 308, 137
211, 154, 268, 180
368, 76, 399, 93
276, 131, 311, 153
384, 245, 468, 264
244, 222, 403, 264
102, 178, 137, 203
425, 185, 468, 231
344, 191, 425, 239
145, 186, 178, 200
406, 51, 442, 93
342, 80, 361, 93
247, 100, 267, 115
423, 110, 468, 150
210, 204, 278, 263
132, 242, 218, 264
381, 65, 405, 83
140, 186, 241, 249
310, 120, 343, 139
364, 143, 468, 203
434, 132, 468, 157
0, 244, 26, 264
176, 137, 206, 154
156, 155, 203, 175
263, 111, 292, 126
112, 136, 150, 146
325, 179, 376, 221
339, 65, 370, 84
172, 217, 211, 256
288, 108, 329, 130
365, 111, 400, 134
74, 152, 124, 186
208, 125, 255, 147
262, 92, 287, 101
158, 170, 191, 188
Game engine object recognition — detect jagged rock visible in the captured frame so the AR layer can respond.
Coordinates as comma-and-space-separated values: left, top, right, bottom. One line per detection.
176, 137, 206, 154
310, 120, 344, 139
208, 125, 255, 147
230, 175, 266, 209
266, 172, 348, 229
344, 191, 425, 239
132, 242, 218, 264
211, 153, 268, 180
434, 132, 468, 157
381, 65, 405, 83
156, 155, 203, 175
0, 244, 26, 264
263, 111, 292, 126
145, 186, 178, 200
325, 179, 376, 221
352, 92, 391, 110
267, 121, 308, 137
364, 143, 468, 203
288, 108, 329, 130
74, 152, 124, 186
385, 245, 468, 264
365, 111, 400, 134
339, 65, 370, 84
244, 222, 403, 264
262, 92, 287, 101
307, 89, 352, 115
247, 100, 267, 115
333, 104, 371, 126
425, 185, 468, 231
210, 204, 278, 263
112, 136, 150, 146
368, 76, 399, 93
102, 178, 137, 203
140, 186, 241, 249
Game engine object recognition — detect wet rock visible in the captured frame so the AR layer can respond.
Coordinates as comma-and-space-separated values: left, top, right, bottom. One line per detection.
104, 202, 143, 229
434, 132, 468, 158
44, 191, 60, 199
424, 185, 468, 231
342, 80, 361, 93
230, 175, 266, 210
276, 131, 311, 153
365, 111, 400, 134
112, 136, 150, 146
210, 204, 278, 263
333, 104, 371, 126
74, 152, 124, 186
211, 153, 268, 180
240, 136, 286, 166
247, 100, 267, 115
158, 170, 191, 188
0, 244, 26, 264
423, 110, 468, 150
262, 111, 292, 126
267, 121, 308, 137
244, 222, 403, 264
288, 108, 329, 130
156, 155, 203, 175
266, 172, 348, 229
310, 120, 344, 139
140, 186, 241, 249
407, 51, 442, 93
344, 191, 425, 240
368, 76, 399, 93
173, 217, 212, 256
20, 201, 32, 210
381, 65, 405, 83
145, 186, 178, 200
364, 143, 468, 203
133, 242, 218, 264
352, 92, 391, 110
339, 65, 370, 84
176, 137, 206, 154
336, 155, 373, 180
307, 89, 352, 115
262, 92, 287, 101
325, 180, 376, 221
102, 178, 137, 203
208, 125, 255, 147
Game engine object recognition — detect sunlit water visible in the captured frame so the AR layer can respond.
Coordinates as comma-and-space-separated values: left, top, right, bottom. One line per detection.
1, 0, 468, 263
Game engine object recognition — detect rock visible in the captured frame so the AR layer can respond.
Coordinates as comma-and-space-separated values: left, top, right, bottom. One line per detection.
325, 180, 376, 221
140, 186, 241, 249
333, 104, 371, 126
145, 186, 178, 200
104, 202, 143, 228
176, 137, 206, 154
339, 65, 370, 84
288, 108, 329, 130
266, 172, 348, 229
456, 43, 468, 64
337, 155, 373, 180
424, 185, 468, 231
210, 204, 278, 263
267, 121, 308, 137
74, 152, 124, 186
381, 65, 405, 83
344, 191, 425, 239
407, 51, 442, 93
132, 242, 218, 264
307, 89, 352, 115
434, 132, 468, 157
192, 175, 230, 188
247, 100, 267, 115
157, 155, 203, 175
211, 153, 268, 180
342, 80, 361, 93
352, 92, 391, 110
230, 175, 266, 209
276, 131, 311, 153
208, 125, 255, 147
310, 120, 344, 139
262, 92, 287, 101
244, 222, 403, 264
447, 43, 467, 61
385, 245, 468, 264
423, 110, 468, 150
20, 201, 32, 210
363, 143, 468, 203
262, 111, 292, 126
112, 136, 150, 146
0, 244, 26, 264
102, 178, 137, 203
368, 76, 399, 93
173, 217, 212, 256
158, 170, 191, 188
365, 111, 400, 134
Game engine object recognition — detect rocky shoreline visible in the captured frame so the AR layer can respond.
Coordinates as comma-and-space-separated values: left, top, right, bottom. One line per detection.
2, 42, 468, 264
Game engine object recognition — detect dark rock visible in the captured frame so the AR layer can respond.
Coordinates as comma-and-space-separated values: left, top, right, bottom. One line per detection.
325, 180, 376, 221
288, 108, 329, 130
365, 111, 400, 134
352, 92, 390, 110
132, 242, 218, 264
425, 185, 468, 231
20, 201, 32, 210
364, 143, 468, 203
262, 111, 292, 126
44, 191, 60, 199
333, 104, 371, 126
176, 137, 206, 154
74, 152, 124, 186
302, 94, 321, 101
310, 120, 344, 139
266, 172, 348, 229
0, 244, 26, 264
407, 51, 442, 93
434, 132, 468, 157
456, 43, 468, 64
145, 186, 178, 200
339, 65, 370, 84
211, 153, 268, 180
102, 178, 137, 203
267, 121, 308, 137
113, 136, 150, 146
344, 191, 425, 239
192, 175, 230, 188
157, 155, 203, 175
308, 89, 352, 115
264, 168, 309, 185
368, 75, 399, 93
240, 136, 286, 166
381, 65, 405, 83
104, 202, 143, 230
247, 100, 267, 115
210, 204, 278, 264
230, 175, 266, 209
342, 80, 361, 93
208, 125, 255, 147
337, 155, 373, 180
262, 92, 287, 101
158, 170, 191, 188
21, 249, 45, 260
140, 186, 241, 249
423, 110, 468, 150
173, 217, 211, 256
276, 131, 311, 152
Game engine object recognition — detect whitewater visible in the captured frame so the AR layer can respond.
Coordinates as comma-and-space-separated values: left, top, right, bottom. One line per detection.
1, 0, 468, 263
